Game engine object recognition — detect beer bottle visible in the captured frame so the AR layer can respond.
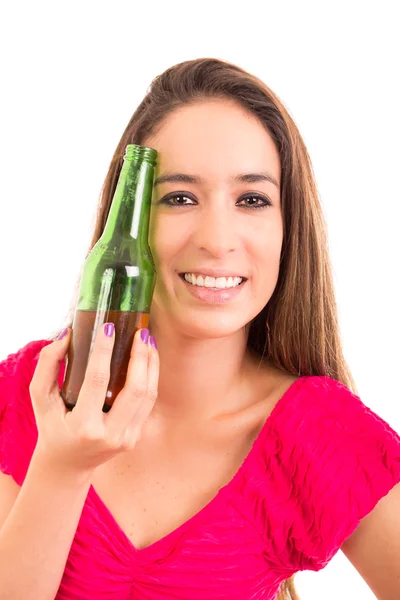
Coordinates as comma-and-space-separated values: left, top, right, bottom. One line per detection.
61, 144, 158, 412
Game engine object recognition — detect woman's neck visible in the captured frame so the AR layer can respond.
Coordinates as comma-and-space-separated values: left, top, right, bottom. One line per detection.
148, 322, 269, 423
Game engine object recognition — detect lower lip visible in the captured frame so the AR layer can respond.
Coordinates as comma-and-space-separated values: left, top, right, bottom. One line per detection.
178, 275, 246, 304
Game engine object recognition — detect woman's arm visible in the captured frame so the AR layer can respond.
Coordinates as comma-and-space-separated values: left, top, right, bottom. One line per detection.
0, 447, 93, 600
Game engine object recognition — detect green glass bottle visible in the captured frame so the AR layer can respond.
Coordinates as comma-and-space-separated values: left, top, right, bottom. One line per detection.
61, 144, 158, 412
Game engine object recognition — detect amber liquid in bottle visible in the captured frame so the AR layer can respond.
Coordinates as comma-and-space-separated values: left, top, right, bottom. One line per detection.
62, 309, 149, 412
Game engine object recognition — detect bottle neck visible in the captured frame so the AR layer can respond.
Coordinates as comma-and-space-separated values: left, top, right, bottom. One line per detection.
101, 157, 154, 247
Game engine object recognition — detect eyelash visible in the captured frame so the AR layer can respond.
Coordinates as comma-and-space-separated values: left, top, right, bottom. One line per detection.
159, 193, 272, 210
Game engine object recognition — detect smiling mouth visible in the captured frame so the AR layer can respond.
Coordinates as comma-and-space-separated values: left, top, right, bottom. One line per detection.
178, 273, 247, 288
177, 272, 247, 304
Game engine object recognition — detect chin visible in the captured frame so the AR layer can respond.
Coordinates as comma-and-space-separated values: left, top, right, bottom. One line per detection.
174, 311, 251, 340
150, 282, 261, 339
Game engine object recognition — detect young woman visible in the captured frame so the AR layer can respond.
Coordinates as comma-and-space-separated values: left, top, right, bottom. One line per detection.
0, 58, 399, 600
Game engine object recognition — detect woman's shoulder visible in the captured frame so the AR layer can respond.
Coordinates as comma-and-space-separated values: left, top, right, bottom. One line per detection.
251, 368, 400, 482
246, 371, 400, 572
0, 338, 52, 379
266, 369, 362, 423
0, 338, 54, 486
265, 370, 399, 447
254, 363, 350, 430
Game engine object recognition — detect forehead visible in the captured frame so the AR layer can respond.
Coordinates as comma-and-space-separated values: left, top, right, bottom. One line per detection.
145, 99, 281, 180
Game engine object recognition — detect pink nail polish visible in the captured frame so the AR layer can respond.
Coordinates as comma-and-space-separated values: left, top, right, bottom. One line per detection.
105, 323, 114, 337
57, 328, 68, 340
140, 328, 150, 344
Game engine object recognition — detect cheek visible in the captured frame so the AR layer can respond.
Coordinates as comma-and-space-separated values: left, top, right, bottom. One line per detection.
248, 218, 283, 262
149, 215, 189, 267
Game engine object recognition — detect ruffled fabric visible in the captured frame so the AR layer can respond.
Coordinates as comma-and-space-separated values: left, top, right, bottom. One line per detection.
285, 377, 400, 571
1, 340, 400, 599
238, 375, 400, 573
0, 340, 53, 485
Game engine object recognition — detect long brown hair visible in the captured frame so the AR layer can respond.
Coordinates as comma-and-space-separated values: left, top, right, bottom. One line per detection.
49, 58, 357, 600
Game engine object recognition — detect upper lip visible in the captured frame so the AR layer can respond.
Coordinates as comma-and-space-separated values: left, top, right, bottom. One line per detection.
179, 269, 247, 279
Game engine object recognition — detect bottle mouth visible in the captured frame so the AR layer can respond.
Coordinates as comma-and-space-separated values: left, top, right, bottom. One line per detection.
125, 144, 157, 165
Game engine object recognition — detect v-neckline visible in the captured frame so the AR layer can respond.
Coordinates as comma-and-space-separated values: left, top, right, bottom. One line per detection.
88, 375, 309, 559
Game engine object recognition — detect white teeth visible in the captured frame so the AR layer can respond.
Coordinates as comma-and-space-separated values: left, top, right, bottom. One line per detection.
204, 276, 216, 288
215, 277, 227, 289
183, 273, 243, 289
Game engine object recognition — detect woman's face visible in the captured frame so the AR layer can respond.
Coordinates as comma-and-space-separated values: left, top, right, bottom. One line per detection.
145, 98, 283, 339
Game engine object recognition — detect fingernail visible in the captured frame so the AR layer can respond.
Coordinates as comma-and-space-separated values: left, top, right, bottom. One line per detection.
140, 328, 150, 344
105, 323, 114, 337
149, 335, 157, 349
57, 328, 68, 340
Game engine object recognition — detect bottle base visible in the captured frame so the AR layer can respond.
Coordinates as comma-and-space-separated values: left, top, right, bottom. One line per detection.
64, 401, 112, 413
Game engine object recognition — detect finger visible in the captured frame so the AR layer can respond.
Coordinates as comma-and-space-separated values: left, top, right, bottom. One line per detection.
146, 337, 159, 409
106, 327, 149, 431
118, 338, 160, 449
132, 336, 159, 424
74, 322, 115, 418
29, 328, 71, 413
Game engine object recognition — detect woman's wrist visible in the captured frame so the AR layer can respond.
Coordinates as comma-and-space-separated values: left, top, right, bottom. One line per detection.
30, 444, 95, 488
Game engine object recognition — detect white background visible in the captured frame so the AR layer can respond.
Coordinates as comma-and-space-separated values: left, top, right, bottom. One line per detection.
0, 1, 399, 598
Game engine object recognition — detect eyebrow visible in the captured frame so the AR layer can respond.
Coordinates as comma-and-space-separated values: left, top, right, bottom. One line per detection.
153, 171, 280, 189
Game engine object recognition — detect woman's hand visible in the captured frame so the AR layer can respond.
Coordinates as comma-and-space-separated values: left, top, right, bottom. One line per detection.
29, 324, 159, 476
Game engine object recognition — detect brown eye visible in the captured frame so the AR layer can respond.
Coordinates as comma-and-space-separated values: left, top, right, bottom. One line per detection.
236, 194, 272, 210
159, 193, 196, 206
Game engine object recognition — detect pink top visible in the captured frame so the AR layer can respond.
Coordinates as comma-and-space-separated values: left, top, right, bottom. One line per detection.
1, 339, 400, 600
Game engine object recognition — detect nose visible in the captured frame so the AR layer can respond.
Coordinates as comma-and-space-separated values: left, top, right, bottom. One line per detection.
191, 199, 238, 257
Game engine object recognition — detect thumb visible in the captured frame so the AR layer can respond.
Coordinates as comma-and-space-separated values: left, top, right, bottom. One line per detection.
53, 327, 72, 370
30, 328, 71, 414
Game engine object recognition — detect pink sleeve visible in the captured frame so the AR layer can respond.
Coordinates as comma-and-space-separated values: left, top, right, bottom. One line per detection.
289, 377, 400, 572
0, 340, 53, 486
